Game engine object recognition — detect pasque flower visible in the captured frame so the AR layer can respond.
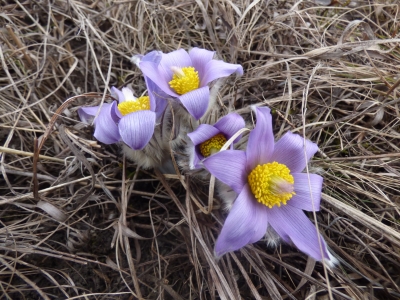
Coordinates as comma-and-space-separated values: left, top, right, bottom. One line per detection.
78, 51, 166, 150
187, 113, 245, 169
203, 107, 335, 265
78, 99, 121, 145
138, 48, 243, 120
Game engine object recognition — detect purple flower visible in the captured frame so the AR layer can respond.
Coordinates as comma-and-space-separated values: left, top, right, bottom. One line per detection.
187, 113, 245, 169
131, 51, 168, 120
78, 52, 168, 150
78, 101, 121, 145
139, 48, 243, 120
203, 107, 334, 264
78, 86, 161, 150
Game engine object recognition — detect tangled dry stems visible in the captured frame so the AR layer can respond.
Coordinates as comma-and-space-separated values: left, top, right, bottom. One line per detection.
0, 0, 399, 299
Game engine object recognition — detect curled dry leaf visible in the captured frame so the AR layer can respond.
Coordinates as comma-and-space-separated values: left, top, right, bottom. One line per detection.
114, 222, 150, 240
314, 0, 332, 5
356, 101, 385, 126
338, 20, 375, 45
37, 201, 67, 222
106, 256, 121, 271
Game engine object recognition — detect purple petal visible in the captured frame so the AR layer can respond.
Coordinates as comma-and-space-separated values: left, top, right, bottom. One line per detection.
214, 113, 245, 143
146, 79, 156, 113
203, 150, 247, 194
154, 95, 168, 120
144, 75, 168, 118
187, 125, 220, 169
109, 89, 126, 119
93, 102, 120, 144
78, 106, 102, 124
159, 49, 192, 78
215, 184, 269, 258
119, 110, 156, 150
189, 48, 215, 82
132, 50, 162, 67
271, 132, 319, 173
141, 50, 162, 64
246, 107, 274, 171
110, 101, 123, 122
201, 60, 243, 86
288, 173, 323, 211
140, 53, 169, 117
79, 102, 121, 124
189, 142, 202, 170
268, 205, 330, 261
178, 86, 210, 120
111, 87, 125, 103
140, 61, 178, 97
187, 124, 220, 146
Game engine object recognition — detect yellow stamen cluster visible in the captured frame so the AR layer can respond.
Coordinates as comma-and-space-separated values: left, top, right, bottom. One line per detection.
199, 133, 227, 158
169, 67, 200, 95
248, 162, 295, 208
117, 96, 150, 116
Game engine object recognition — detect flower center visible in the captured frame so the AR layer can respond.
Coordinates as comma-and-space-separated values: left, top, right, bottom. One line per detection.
247, 162, 295, 208
169, 66, 200, 95
199, 133, 227, 158
117, 96, 150, 116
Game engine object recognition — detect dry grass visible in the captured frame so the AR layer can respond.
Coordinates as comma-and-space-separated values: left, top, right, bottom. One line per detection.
1, 0, 400, 299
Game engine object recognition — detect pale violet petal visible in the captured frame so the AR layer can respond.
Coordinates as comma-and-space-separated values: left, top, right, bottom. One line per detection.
139, 52, 169, 117
140, 61, 178, 97
141, 50, 162, 64
154, 94, 168, 120
187, 124, 220, 146
144, 75, 168, 118
188, 141, 202, 170
93, 102, 120, 144
159, 49, 192, 78
178, 86, 209, 120
189, 48, 215, 82
201, 60, 243, 86
268, 205, 330, 261
271, 132, 319, 173
109, 101, 122, 122
203, 150, 247, 194
188, 125, 221, 169
111, 87, 124, 103
79, 102, 121, 124
78, 106, 102, 124
214, 113, 245, 143
215, 184, 268, 258
246, 107, 274, 171
287, 173, 323, 211
119, 110, 156, 150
